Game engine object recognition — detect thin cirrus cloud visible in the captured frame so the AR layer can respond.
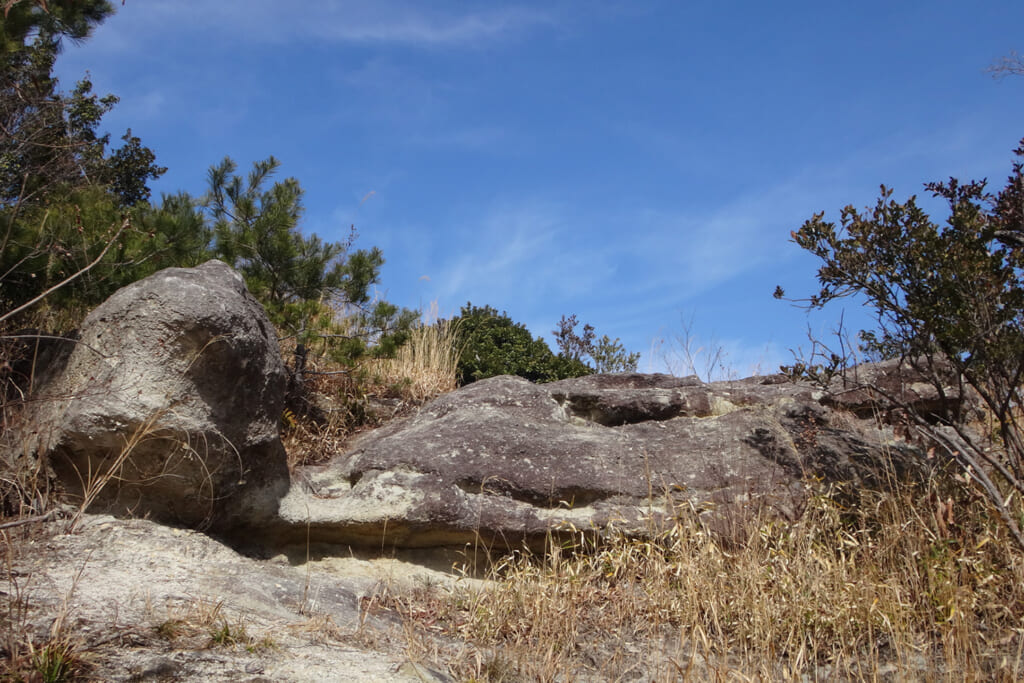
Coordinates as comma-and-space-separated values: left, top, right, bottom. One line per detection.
101, 1, 558, 50
424, 202, 616, 311
70, 5, 552, 145
302, 4, 558, 46
618, 193, 808, 303
626, 127, 990, 306
407, 125, 519, 152
419, 181, 799, 323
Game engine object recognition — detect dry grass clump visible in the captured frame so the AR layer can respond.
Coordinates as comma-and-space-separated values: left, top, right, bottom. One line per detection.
366, 314, 461, 404
283, 309, 460, 468
378, 479, 1024, 681
0, 328, 58, 520
279, 358, 435, 468
0, 532, 92, 683
153, 596, 275, 652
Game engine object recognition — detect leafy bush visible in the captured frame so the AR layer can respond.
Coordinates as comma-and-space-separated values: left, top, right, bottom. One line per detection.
553, 313, 640, 373
453, 303, 590, 385
780, 138, 1024, 550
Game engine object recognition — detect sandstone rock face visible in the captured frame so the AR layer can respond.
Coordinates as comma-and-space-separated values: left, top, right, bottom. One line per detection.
823, 357, 978, 423
17, 515, 452, 682
276, 372, 930, 551
22, 262, 964, 556
27, 260, 289, 531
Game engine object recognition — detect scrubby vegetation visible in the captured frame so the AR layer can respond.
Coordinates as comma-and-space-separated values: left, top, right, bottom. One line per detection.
377, 475, 1024, 681
779, 138, 1024, 552
450, 305, 640, 386
2, 1, 1024, 681
450, 303, 591, 385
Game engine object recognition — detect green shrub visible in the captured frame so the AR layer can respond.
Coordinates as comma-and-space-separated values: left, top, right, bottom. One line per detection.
453, 303, 590, 385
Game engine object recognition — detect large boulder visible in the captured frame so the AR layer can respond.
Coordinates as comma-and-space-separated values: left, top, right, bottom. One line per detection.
822, 357, 979, 423
273, 371, 933, 551
24, 260, 289, 531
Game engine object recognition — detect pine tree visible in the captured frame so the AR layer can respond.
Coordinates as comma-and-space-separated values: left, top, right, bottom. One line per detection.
0, 0, 174, 325
553, 313, 640, 373
0, 0, 159, 209
206, 156, 412, 396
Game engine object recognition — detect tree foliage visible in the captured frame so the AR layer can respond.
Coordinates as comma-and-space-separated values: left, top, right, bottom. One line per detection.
590, 335, 641, 374
989, 50, 1024, 79
553, 313, 640, 374
0, 0, 178, 324
453, 304, 591, 385
0, 0, 163, 210
206, 156, 415, 393
780, 139, 1024, 550
1, 0, 113, 51
0, 186, 213, 326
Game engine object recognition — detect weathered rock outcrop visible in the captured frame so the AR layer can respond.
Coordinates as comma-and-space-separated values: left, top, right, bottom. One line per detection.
822, 357, 978, 423
275, 371, 932, 551
25, 260, 289, 531
20, 259, 967, 553
15, 515, 453, 682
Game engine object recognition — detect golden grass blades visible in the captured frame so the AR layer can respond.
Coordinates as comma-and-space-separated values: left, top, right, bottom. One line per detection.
367, 303, 461, 405
377, 477, 1024, 681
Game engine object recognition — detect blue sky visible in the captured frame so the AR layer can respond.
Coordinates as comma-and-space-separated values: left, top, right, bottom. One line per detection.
54, 1, 1024, 377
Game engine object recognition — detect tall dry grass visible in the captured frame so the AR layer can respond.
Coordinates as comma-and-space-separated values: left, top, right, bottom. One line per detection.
367, 307, 461, 404
377, 477, 1024, 681
282, 304, 461, 467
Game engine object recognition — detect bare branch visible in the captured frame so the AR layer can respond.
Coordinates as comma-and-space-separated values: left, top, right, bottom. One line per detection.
0, 215, 128, 325
0, 333, 109, 359
0, 508, 62, 530
988, 50, 1024, 79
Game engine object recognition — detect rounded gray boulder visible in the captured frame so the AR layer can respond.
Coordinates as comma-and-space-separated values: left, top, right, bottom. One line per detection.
26, 260, 289, 532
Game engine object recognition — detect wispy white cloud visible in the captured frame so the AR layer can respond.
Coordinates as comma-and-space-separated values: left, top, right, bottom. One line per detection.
608, 126, 995, 315
407, 125, 520, 152
401, 176, 811, 351
399, 170, 815, 331
402, 146, 897, 348
428, 201, 616, 310
616, 183, 815, 302
330, 58, 525, 153
88, 1, 557, 51
56, 2, 558, 152
305, 4, 557, 46
109, 89, 167, 123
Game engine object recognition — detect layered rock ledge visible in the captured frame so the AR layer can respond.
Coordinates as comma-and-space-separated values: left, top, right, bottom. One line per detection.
272, 371, 932, 551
